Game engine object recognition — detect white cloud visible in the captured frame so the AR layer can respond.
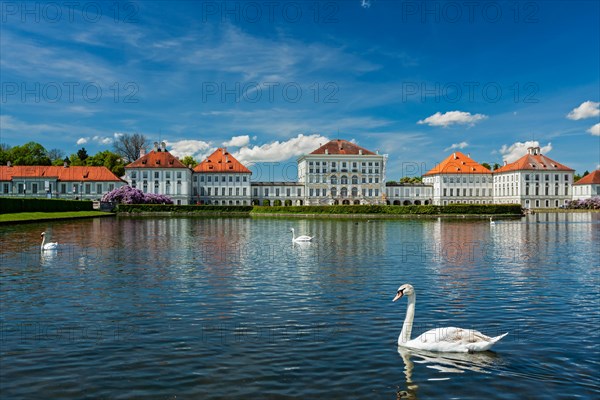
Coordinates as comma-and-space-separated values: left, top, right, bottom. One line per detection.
417, 111, 487, 127
233, 134, 329, 164
113, 132, 124, 139
444, 141, 469, 152
166, 139, 213, 160
587, 123, 600, 136
499, 141, 552, 163
566, 101, 600, 120
223, 135, 250, 148
92, 135, 113, 145
76, 138, 88, 145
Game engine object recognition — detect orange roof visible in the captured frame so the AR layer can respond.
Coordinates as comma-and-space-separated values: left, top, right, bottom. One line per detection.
423, 152, 491, 176
0, 165, 124, 181
310, 139, 376, 155
494, 153, 574, 173
194, 148, 251, 173
126, 149, 188, 169
574, 170, 600, 185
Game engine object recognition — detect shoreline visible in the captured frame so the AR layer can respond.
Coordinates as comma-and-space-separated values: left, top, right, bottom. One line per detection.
0, 211, 115, 225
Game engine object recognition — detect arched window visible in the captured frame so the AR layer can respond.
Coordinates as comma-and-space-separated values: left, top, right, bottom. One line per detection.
351, 187, 358, 197
341, 175, 348, 184
351, 175, 358, 184
341, 187, 348, 197
331, 187, 337, 197
330, 175, 337, 185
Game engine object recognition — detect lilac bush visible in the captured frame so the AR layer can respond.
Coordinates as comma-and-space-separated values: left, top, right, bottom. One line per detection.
101, 186, 173, 204
566, 196, 600, 210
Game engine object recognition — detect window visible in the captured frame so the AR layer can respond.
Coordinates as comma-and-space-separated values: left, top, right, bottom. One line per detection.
316, 189, 320, 196
275, 188, 280, 196
229, 188, 233, 196
177, 172, 182, 179
243, 188, 247, 196
229, 176, 233, 182
154, 171, 159, 179
352, 175, 358, 184
264, 188, 269, 197
97, 184, 102, 193
297, 189, 301, 197
330, 175, 338, 185
222, 176, 226, 182
253, 188, 258, 197
236, 176, 240, 182
243, 176, 247, 182
166, 172, 171, 179
208, 175, 212, 182
341, 176, 348, 184
236, 188, 240, 196
221, 187, 226, 196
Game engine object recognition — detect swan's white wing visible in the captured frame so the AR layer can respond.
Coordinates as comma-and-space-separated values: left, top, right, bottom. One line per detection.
43, 242, 59, 250
407, 327, 507, 352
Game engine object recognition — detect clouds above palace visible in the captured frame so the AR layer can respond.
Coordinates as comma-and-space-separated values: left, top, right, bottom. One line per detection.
499, 141, 553, 163
417, 111, 487, 127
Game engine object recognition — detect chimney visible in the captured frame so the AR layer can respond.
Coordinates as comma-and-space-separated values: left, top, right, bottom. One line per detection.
359, 149, 363, 155
63, 161, 68, 168
325, 149, 328, 155
467, 153, 470, 158
153, 142, 159, 152
160, 141, 166, 151
139, 147, 146, 158
7, 161, 11, 167
453, 152, 457, 159
504, 160, 508, 166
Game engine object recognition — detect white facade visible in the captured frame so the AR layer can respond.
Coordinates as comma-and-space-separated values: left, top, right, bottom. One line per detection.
124, 142, 193, 205
492, 147, 574, 209
572, 184, 600, 200
297, 140, 387, 205
423, 173, 494, 206
193, 172, 251, 205
385, 183, 433, 205
251, 182, 305, 206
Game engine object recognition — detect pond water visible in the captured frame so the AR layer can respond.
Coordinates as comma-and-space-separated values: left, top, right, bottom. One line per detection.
1, 213, 599, 399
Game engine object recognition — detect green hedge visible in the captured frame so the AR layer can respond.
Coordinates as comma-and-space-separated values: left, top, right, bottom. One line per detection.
117, 204, 254, 213
115, 203, 522, 215
250, 204, 522, 215
0, 197, 94, 214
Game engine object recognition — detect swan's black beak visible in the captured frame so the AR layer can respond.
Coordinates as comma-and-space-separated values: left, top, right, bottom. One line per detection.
392, 291, 404, 302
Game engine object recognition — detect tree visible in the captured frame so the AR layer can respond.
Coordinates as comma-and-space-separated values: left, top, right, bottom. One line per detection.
0, 143, 11, 165
77, 147, 89, 161
180, 155, 198, 168
113, 133, 148, 163
8, 142, 51, 165
493, 163, 501, 171
86, 150, 126, 177
481, 162, 491, 170
47, 148, 65, 163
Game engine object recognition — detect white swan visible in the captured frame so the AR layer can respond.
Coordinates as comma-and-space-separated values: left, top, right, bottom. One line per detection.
393, 284, 507, 352
290, 228, 313, 242
489, 217, 495, 225
40, 232, 59, 251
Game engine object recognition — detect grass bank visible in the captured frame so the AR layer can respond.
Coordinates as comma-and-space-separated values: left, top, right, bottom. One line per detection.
0, 211, 115, 224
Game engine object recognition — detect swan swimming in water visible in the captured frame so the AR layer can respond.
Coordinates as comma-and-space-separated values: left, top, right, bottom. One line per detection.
40, 232, 59, 251
290, 228, 313, 242
393, 284, 507, 352
489, 217, 495, 225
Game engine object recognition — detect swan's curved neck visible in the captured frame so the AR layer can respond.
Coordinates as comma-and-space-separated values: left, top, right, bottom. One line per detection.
41, 236, 45, 250
399, 293, 415, 343
291, 229, 295, 240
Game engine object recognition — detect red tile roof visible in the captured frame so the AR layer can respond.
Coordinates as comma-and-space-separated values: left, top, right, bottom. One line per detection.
494, 153, 574, 173
310, 139, 376, 155
574, 170, 600, 185
126, 149, 188, 169
423, 152, 491, 176
0, 165, 124, 181
194, 148, 251, 173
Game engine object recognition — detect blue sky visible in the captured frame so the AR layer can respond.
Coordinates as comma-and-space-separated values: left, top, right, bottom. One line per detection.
1, 0, 599, 180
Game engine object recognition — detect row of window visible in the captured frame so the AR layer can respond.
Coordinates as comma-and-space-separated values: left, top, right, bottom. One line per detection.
308, 161, 380, 167
308, 168, 380, 174
253, 188, 303, 197
308, 175, 380, 184
308, 187, 380, 197
442, 176, 491, 184
130, 171, 184, 180
196, 187, 248, 197
522, 174, 570, 182
386, 189, 431, 197
196, 174, 248, 183
3, 182, 116, 194
443, 188, 488, 197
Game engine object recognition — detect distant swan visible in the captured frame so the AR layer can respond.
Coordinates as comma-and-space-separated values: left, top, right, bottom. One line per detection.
489, 217, 495, 225
40, 232, 58, 251
393, 284, 507, 352
290, 228, 313, 242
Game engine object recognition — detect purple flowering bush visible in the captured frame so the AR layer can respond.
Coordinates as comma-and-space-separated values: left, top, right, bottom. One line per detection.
101, 185, 173, 204
566, 196, 600, 210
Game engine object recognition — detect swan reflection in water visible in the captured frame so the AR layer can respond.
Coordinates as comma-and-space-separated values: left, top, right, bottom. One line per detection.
396, 346, 501, 399
40, 249, 58, 266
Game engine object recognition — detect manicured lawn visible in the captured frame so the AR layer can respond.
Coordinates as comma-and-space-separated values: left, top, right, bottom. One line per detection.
0, 211, 114, 223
